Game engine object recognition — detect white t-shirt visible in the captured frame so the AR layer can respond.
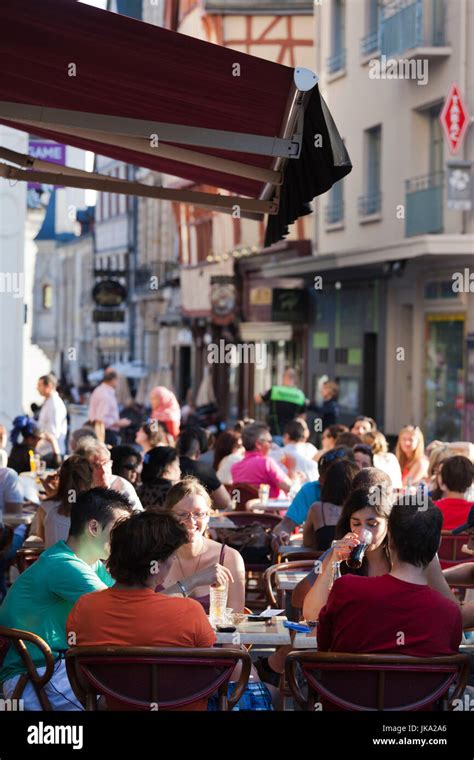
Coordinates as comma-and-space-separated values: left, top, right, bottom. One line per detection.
216, 453, 244, 485
41, 499, 71, 547
373, 452, 403, 489
270, 443, 319, 483
38, 391, 68, 455
111, 476, 143, 511
0, 467, 24, 526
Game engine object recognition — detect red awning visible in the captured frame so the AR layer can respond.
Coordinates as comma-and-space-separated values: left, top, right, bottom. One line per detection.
0, 0, 351, 244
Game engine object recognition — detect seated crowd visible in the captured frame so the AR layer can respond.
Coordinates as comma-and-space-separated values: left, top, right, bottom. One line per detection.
0, 400, 473, 711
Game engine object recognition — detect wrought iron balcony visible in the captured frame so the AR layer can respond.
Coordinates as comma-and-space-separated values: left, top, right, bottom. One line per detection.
360, 30, 379, 56
405, 171, 444, 237
326, 198, 344, 225
358, 191, 382, 217
327, 49, 346, 74
380, 0, 447, 57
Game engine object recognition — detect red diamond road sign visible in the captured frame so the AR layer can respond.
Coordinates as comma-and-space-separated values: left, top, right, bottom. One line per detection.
440, 83, 470, 155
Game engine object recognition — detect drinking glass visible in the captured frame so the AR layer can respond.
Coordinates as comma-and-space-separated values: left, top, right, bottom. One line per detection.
209, 585, 228, 626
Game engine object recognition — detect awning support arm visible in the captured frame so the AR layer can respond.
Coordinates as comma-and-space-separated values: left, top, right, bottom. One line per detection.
0, 100, 299, 159
4, 119, 283, 186
0, 163, 278, 215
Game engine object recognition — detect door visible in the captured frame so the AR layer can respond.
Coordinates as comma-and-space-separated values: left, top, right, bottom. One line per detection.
424, 314, 465, 440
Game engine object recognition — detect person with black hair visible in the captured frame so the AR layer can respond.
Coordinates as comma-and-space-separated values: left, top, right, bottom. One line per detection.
353, 443, 374, 470
0, 488, 132, 710
110, 444, 142, 486
434, 455, 474, 530
7, 415, 61, 474
317, 496, 462, 657
66, 510, 216, 710
177, 428, 231, 510
303, 460, 359, 550
138, 446, 181, 509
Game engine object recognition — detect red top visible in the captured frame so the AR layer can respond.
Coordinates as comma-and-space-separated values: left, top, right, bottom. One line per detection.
434, 497, 474, 531
317, 574, 462, 656
231, 451, 287, 498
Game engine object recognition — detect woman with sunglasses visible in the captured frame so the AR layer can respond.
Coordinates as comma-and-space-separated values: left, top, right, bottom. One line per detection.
158, 476, 245, 613
111, 445, 142, 486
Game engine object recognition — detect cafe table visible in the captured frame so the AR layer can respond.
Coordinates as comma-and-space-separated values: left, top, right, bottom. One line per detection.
213, 615, 291, 646
275, 568, 308, 592
247, 498, 291, 513
292, 628, 318, 650
3, 505, 37, 528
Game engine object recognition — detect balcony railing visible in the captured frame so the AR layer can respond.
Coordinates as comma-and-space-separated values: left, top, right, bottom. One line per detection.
358, 191, 382, 217
405, 171, 444, 237
327, 49, 346, 74
326, 198, 344, 225
380, 0, 446, 57
360, 30, 379, 56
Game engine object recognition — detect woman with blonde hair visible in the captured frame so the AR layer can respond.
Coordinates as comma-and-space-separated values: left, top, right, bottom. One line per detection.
362, 430, 403, 489
395, 425, 429, 487
158, 476, 245, 613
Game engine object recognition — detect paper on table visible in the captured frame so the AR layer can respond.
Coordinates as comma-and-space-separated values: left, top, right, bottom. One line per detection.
258, 609, 285, 617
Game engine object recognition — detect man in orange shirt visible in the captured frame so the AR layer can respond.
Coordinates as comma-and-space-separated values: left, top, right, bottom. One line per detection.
67, 511, 216, 710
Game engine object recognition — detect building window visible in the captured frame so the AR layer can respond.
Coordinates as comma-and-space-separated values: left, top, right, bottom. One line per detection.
359, 125, 382, 216
428, 104, 444, 175
361, 0, 380, 54
326, 180, 344, 224
327, 0, 346, 73
42, 284, 53, 310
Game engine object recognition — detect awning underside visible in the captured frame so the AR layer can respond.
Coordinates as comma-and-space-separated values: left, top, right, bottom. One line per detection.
0, 0, 352, 245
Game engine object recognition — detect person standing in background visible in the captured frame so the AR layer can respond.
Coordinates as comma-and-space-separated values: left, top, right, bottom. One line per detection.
88, 370, 131, 447
255, 368, 307, 445
37, 374, 68, 458
149, 386, 181, 440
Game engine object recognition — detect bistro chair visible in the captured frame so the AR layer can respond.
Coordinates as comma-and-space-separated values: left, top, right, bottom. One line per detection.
264, 560, 316, 614
0, 626, 55, 710
224, 483, 260, 510
15, 546, 44, 574
438, 531, 471, 569
285, 651, 470, 711
66, 646, 251, 711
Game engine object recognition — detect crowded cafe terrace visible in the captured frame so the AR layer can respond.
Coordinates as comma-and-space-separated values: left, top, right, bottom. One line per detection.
0, 403, 474, 713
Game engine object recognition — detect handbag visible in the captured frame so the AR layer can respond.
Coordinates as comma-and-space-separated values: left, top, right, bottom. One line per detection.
214, 523, 272, 565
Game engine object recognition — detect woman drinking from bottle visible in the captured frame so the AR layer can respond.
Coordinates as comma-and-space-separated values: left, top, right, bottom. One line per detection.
303, 487, 392, 622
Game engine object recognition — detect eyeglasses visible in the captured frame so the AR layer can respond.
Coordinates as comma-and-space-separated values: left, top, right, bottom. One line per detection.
175, 511, 210, 522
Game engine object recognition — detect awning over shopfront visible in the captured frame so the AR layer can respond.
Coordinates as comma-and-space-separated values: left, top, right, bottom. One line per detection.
0, 0, 351, 245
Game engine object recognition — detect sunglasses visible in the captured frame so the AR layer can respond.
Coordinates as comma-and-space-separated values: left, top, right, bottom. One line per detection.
320, 448, 346, 464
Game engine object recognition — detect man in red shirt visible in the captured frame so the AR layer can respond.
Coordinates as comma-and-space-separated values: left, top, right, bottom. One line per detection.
318, 497, 462, 656
434, 455, 474, 530
231, 422, 294, 499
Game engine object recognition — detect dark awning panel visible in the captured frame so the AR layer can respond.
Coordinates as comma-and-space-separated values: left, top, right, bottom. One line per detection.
0, 0, 351, 245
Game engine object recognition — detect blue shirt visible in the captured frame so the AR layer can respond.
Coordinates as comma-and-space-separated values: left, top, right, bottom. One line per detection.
286, 480, 321, 525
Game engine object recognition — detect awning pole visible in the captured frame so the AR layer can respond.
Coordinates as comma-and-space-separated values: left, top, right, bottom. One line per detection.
0, 163, 278, 214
